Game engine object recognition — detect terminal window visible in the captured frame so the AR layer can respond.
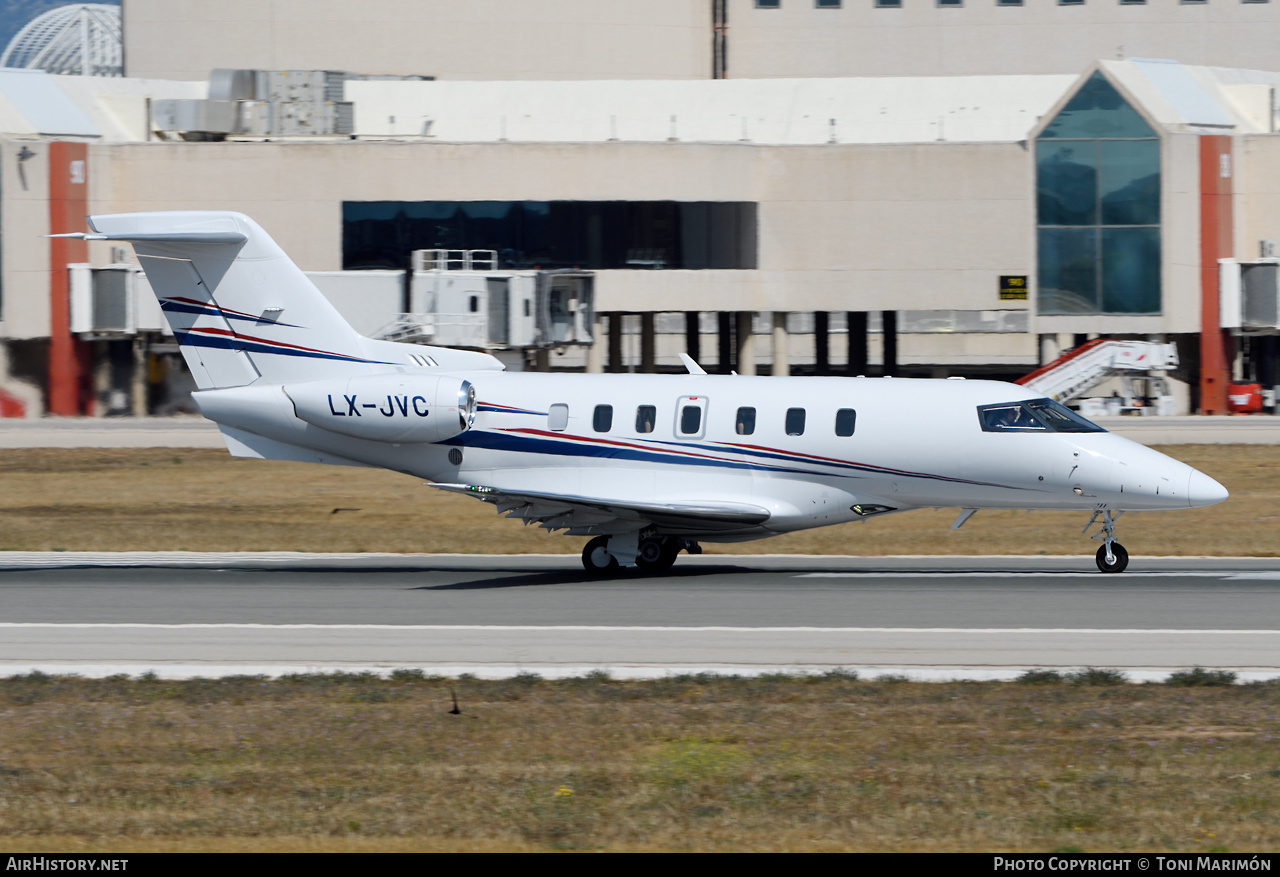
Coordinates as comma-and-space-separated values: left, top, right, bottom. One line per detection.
1036, 71, 1161, 316
343, 201, 758, 272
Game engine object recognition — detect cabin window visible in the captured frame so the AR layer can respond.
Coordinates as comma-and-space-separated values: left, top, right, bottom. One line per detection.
680, 405, 702, 435
636, 405, 656, 433
736, 407, 756, 436
834, 408, 856, 436
593, 404, 613, 433
548, 403, 569, 431
468, 295, 479, 313
785, 407, 806, 436
977, 399, 1106, 433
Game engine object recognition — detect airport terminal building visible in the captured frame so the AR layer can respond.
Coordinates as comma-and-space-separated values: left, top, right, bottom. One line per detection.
0, 0, 1278, 417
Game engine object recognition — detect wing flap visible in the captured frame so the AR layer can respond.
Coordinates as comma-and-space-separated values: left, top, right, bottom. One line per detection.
431, 483, 771, 534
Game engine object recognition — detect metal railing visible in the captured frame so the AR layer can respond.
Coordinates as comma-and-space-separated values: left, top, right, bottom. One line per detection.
412, 249, 499, 272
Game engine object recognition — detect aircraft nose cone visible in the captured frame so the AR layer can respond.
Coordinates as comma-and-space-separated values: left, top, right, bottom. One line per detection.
1187, 469, 1229, 508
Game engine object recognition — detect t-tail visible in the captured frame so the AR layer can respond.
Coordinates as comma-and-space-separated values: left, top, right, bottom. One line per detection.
72, 211, 499, 388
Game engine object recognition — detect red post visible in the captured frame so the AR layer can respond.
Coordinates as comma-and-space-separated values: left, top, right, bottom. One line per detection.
47, 141, 92, 416
1199, 135, 1233, 416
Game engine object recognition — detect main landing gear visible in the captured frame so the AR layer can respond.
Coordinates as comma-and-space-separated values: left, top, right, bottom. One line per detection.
1085, 510, 1129, 574
581, 535, 695, 575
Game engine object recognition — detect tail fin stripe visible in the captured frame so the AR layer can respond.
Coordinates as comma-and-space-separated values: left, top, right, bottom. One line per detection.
179, 327, 392, 364
161, 297, 304, 329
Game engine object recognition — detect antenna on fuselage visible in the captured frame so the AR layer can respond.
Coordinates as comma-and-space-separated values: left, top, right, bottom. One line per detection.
679, 353, 707, 375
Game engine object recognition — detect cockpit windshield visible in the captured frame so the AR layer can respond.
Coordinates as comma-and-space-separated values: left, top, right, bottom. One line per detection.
977, 398, 1106, 434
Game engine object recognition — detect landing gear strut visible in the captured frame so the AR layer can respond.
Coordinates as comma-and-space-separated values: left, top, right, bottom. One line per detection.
635, 536, 680, 573
1085, 510, 1128, 574
580, 535, 692, 575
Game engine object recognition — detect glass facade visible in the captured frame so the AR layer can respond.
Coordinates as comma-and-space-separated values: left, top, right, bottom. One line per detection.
343, 201, 757, 271
1036, 72, 1160, 315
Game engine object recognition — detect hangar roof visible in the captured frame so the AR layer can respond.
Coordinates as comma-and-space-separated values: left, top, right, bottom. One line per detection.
0, 70, 203, 140
349, 62, 1280, 144
0, 60, 1274, 145
1097, 60, 1280, 135
347, 75, 1079, 144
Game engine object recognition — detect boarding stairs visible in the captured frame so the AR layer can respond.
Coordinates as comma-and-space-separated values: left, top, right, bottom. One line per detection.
1016, 339, 1179, 404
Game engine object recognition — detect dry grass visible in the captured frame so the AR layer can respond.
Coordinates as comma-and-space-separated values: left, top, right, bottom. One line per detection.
0, 445, 1273, 556
0, 673, 1278, 852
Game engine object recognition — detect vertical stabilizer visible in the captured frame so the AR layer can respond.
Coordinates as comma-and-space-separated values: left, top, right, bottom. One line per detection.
83, 211, 386, 389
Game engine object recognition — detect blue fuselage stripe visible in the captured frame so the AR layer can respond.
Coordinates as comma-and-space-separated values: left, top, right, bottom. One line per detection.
446, 430, 820, 475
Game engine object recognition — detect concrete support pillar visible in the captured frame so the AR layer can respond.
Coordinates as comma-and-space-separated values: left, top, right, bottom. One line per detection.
717, 311, 733, 374
607, 313, 623, 373
534, 349, 551, 372
1039, 333, 1061, 366
882, 310, 898, 377
131, 337, 147, 417
585, 313, 605, 373
92, 341, 110, 418
771, 311, 789, 377
814, 311, 829, 375
735, 312, 756, 376
846, 311, 868, 375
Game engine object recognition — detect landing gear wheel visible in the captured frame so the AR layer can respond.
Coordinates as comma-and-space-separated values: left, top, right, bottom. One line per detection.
1095, 542, 1129, 574
635, 537, 679, 573
582, 536, 619, 575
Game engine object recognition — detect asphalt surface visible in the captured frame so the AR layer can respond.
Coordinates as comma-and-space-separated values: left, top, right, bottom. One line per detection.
1, 553, 1277, 680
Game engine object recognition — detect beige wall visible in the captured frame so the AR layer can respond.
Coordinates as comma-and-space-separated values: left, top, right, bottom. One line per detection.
88, 138, 1036, 313
123, 0, 710, 82
728, 0, 1280, 78
0, 140, 53, 341
1237, 135, 1280, 262
123, 0, 1280, 84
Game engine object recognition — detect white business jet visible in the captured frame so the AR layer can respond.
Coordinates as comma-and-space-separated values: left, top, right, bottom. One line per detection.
58, 212, 1228, 574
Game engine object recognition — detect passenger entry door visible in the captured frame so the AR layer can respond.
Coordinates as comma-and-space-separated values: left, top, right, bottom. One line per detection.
674, 395, 708, 440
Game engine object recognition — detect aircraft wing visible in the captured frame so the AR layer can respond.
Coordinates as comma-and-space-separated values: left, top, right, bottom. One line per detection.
430, 483, 772, 535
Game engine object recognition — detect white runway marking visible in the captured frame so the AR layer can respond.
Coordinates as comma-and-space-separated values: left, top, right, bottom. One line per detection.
796, 571, 1245, 579
2, 623, 1278, 635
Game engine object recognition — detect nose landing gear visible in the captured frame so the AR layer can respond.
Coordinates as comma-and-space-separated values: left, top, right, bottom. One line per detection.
1085, 510, 1129, 573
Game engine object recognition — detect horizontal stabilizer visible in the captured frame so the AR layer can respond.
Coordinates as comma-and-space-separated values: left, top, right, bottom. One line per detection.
50, 231, 248, 245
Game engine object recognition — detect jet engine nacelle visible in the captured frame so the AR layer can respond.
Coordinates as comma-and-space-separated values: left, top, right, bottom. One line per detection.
284, 374, 475, 444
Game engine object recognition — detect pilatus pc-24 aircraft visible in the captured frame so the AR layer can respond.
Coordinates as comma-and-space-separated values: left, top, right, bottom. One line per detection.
57, 212, 1229, 574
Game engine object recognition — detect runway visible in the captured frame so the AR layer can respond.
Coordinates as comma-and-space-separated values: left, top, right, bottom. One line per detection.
1, 553, 1278, 681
